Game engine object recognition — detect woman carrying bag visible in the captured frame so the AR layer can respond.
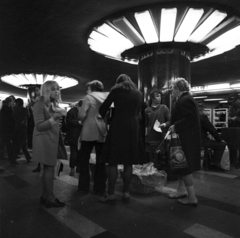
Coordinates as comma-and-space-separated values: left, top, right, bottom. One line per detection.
168, 78, 201, 206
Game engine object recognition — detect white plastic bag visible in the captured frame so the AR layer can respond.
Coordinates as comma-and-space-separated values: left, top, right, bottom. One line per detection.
220, 146, 230, 170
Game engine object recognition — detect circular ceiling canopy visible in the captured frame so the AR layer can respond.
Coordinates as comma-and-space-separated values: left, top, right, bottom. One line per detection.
1, 74, 78, 89
87, 3, 240, 64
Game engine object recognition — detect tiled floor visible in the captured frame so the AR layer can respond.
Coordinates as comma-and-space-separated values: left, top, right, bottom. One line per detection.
1, 151, 240, 238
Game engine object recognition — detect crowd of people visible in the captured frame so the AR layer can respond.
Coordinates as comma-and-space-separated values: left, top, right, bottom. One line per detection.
0, 95, 32, 164
0, 75, 232, 208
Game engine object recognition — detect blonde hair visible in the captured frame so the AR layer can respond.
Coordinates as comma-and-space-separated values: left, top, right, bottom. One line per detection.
172, 78, 190, 93
40, 81, 62, 105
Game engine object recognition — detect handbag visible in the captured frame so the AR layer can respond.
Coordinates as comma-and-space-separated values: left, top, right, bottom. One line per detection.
168, 133, 188, 171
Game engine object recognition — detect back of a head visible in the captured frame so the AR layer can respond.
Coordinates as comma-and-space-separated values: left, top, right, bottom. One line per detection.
114, 74, 136, 90
172, 78, 190, 92
86, 80, 104, 92
15, 98, 24, 107
78, 100, 84, 107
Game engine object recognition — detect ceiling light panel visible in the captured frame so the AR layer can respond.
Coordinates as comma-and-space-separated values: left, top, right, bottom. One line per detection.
160, 8, 177, 42
134, 10, 159, 43
113, 17, 145, 46
96, 23, 134, 50
1, 74, 78, 89
188, 10, 227, 43
207, 25, 240, 50
174, 8, 204, 42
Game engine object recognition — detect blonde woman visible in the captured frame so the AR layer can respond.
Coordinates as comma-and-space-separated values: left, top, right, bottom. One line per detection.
168, 78, 201, 206
32, 81, 67, 208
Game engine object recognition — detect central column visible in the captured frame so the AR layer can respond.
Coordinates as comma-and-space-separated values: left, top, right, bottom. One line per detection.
138, 48, 191, 109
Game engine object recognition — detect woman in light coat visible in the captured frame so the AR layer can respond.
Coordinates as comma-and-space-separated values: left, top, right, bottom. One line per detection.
32, 81, 67, 208
78, 80, 108, 195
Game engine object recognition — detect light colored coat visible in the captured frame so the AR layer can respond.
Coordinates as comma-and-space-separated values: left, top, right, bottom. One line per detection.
79, 92, 108, 143
32, 98, 67, 166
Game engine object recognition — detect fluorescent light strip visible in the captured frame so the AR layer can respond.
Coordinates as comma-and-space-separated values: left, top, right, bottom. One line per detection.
113, 17, 145, 46
193, 96, 208, 99
96, 23, 133, 50
135, 10, 159, 43
160, 8, 177, 42
207, 25, 240, 49
219, 101, 228, 103
230, 83, 240, 88
188, 10, 227, 43
174, 8, 204, 42
204, 98, 224, 101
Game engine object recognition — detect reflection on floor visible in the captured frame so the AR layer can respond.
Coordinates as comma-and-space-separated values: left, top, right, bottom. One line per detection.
1, 151, 240, 238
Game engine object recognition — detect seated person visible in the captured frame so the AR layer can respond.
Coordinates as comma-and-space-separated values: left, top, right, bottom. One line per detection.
199, 106, 226, 170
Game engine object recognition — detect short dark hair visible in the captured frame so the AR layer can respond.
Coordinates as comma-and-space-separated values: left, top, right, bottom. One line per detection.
149, 89, 162, 106
15, 98, 24, 106
86, 80, 104, 92
78, 100, 83, 107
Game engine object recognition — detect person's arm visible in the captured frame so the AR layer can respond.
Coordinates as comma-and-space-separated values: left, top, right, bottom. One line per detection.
33, 102, 61, 132
99, 90, 115, 119
202, 114, 221, 142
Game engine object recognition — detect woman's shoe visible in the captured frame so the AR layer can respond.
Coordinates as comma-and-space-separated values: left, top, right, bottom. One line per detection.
168, 191, 187, 199
177, 197, 198, 207
98, 195, 116, 205
45, 198, 65, 208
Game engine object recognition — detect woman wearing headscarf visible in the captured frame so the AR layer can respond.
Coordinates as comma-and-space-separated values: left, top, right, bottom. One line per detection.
168, 78, 201, 206
99, 74, 144, 204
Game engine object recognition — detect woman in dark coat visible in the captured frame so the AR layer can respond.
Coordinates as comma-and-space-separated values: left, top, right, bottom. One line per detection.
99, 74, 144, 203
168, 78, 201, 206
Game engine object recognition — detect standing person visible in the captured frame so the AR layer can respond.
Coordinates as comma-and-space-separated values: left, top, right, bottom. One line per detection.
78, 80, 108, 195
32, 81, 67, 208
13, 98, 32, 162
66, 100, 83, 176
198, 104, 226, 171
145, 89, 170, 168
99, 74, 144, 204
168, 78, 201, 206
0, 97, 15, 164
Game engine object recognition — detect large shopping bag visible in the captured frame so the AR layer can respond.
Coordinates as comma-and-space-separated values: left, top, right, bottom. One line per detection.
220, 146, 230, 170
168, 133, 188, 171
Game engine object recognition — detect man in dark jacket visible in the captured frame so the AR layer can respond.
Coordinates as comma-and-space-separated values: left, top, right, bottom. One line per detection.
66, 100, 83, 176
199, 106, 226, 170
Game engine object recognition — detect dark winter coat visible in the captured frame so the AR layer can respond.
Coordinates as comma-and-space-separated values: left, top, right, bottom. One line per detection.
99, 87, 144, 165
66, 107, 82, 145
171, 92, 201, 175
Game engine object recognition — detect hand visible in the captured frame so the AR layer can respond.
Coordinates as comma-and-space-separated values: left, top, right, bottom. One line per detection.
159, 123, 166, 128
169, 125, 175, 133
52, 112, 62, 121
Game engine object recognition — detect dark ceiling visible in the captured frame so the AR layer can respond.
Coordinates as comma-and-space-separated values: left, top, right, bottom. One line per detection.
1, 0, 240, 102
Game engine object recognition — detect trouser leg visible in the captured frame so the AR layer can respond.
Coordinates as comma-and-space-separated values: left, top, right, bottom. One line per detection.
78, 141, 94, 192
93, 142, 107, 194
69, 144, 77, 169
